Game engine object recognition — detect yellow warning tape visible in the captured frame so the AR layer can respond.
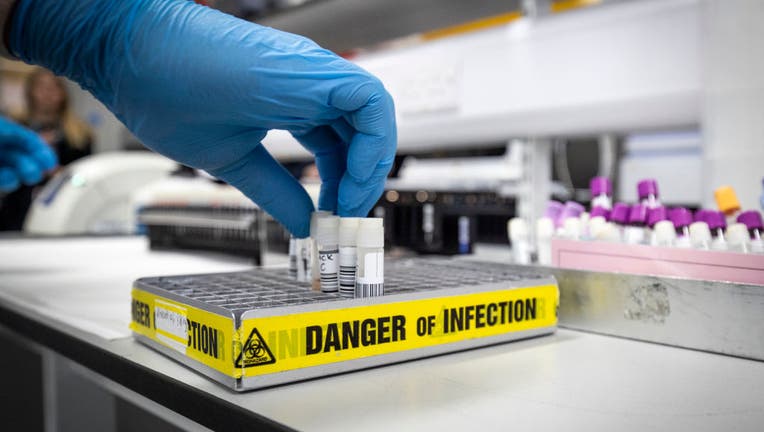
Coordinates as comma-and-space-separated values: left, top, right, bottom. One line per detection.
238, 285, 558, 377
131, 289, 238, 378
131, 284, 558, 380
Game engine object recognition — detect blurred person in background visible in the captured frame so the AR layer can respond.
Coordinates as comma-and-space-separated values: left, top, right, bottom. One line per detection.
0, 68, 93, 231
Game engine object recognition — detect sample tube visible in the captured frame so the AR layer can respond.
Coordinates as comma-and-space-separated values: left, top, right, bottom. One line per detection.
637, 179, 661, 209
705, 211, 728, 251
356, 218, 384, 298
338, 217, 361, 298
623, 204, 648, 244
310, 210, 332, 290
689, 221, 712, 250
652, 220, 676, 247
726, 223, 751, 253
508, 218, 531, 264
536, 217, 555, 265
737, 210, 764, 254
288, 235, 297, 279
557, 201, 585, 236
543, 200, 565, 229
714, 185, 741, 225
646, 206, 668, 246
295, 237, 310, 282
610, 202, 630, 241
589, 176, 613, 210
316, 216, 340, 293
669, 207, 693, 248
587, 206, 610, 240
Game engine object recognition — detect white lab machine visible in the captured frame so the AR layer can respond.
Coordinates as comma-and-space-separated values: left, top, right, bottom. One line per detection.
24, 152, 176, 235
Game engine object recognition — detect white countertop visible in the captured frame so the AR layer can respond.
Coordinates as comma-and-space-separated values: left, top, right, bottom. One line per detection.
1, 236, 762, 431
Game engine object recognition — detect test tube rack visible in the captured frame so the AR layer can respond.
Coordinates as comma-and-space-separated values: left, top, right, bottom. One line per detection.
131, 258, 559, 391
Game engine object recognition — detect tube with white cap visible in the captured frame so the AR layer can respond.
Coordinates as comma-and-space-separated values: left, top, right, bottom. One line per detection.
338, 217, 361, 297
316, 216, 340, 293
310, 210, 332, 290
355, 218, 384, 298
508, 218, 531, 264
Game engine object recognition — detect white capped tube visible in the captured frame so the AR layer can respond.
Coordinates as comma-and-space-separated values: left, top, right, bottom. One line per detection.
316, 216, 340, 293
508, 218, 531, 265
310, 210, 331, 290
295, 237, 310, 282
288, 235, 297, 279
536, 217, 555, 265
356, 218, 384, 298
338, 217, 361, 298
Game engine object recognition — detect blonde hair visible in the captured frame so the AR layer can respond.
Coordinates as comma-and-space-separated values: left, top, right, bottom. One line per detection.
19, 68, 93, 151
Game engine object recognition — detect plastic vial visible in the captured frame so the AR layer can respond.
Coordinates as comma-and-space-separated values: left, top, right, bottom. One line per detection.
543, 200, 564, 229
589, 176, 613, 210
646, 206, 668, 246
562, 217, 582, 240
737, 210, 764, 254
610, 202, 630, 241
356, 218, 384, 298
556, 201, 585, 235
689, 221, 712, 250
726, 223, 751, 253
338, 217, 361, 298
652, 220, 677, 247
288, 235, 298, 279
295, 237, 311, 282
669, 207, 693, 249
316, 216, 340, 293
310, 210, 332, 290
587, 216, 608, 240
705, 211, 728, 251
536, 217, 555, 266
714, 185, 741, 225
508, 218, 531, 264
623, 204, 648, 245
637, 179, 661, 209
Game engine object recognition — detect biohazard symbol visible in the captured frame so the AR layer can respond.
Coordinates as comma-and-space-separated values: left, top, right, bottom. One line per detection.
234, 327, 276, 368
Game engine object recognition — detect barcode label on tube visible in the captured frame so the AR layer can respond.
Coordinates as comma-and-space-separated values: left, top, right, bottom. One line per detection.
356, 282, 384, 298
319, 249, 339, 292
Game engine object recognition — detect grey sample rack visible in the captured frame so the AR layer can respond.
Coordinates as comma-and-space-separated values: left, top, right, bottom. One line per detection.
131, 258, 559, 390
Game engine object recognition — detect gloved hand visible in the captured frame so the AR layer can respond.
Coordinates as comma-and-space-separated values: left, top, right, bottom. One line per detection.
0, 115, 57, 192
10, 0, 397, 237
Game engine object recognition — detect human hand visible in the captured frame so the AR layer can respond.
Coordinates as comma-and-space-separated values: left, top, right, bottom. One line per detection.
0, 116, 57, 192
11, 0, 397, 237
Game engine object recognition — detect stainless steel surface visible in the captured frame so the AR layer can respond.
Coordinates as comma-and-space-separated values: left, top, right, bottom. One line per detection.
550, 267, 764, 361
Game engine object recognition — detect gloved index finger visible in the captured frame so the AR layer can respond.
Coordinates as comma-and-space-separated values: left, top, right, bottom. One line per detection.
330, 79, 397, 184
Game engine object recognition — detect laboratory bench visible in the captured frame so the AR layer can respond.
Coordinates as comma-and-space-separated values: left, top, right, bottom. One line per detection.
1, 236, 763, 431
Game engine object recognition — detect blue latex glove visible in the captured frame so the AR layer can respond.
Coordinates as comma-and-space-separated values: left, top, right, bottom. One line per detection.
10, 0, 396, 237
0, 115, 57, 192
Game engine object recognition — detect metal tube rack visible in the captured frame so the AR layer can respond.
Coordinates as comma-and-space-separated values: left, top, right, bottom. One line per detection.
131, 258, 559, 390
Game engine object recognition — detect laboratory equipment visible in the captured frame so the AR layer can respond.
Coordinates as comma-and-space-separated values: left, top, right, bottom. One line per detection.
131, 258, 559, 390
24, 152, 175, 235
